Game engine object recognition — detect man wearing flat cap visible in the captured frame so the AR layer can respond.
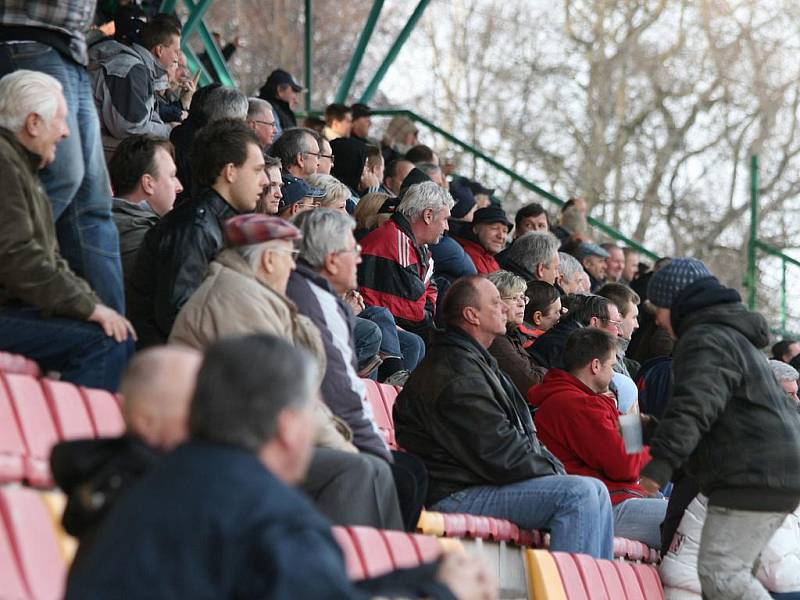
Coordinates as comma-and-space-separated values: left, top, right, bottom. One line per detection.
638, 257, 800, 600
454, 206, 512, 274
574, 242, 609, 292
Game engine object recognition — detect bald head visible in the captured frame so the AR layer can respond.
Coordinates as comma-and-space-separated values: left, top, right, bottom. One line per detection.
120, 346, 202, 451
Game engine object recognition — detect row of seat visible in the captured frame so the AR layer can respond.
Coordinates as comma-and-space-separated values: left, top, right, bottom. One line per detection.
0, 372, 125, 487
0, 352, 41, 379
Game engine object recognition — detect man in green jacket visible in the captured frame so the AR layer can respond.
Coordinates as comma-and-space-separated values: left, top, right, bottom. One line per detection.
639, 257, 800, 600
0, 70, 133, 391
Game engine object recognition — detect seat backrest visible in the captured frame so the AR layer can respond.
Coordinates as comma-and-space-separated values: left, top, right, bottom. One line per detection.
3, 373, 58, 486
0, 351, 41, 378
632, 564, 665, 600
0, 378, 26, 483
410, 533, 443, 563
524, 549, 568, 600
361, 379, 395, 447
377, 383, 399, 422
41, 379, 95, 440
613, 562, 646, 600
442, 512, 467, 537
379, 530, 420, 569
594, 559, 628, 599
550, 552, 590, 600
0, 486, 66, 600
80, 387, 125, 437
0, 508, 28, 600
331, 526, 365, 581
572, 554, 612, 600
346, 526, 394, 578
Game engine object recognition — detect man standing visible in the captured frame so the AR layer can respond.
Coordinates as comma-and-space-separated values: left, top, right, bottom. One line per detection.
0, 70, 132, 391
640, 258, 800, 600
258, 68, 303, 132
394, 276, 614, 558
323, 103, 352, 141
350, 103, 373, 143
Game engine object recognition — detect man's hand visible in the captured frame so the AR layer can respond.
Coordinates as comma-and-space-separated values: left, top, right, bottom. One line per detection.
436, 553, 497, 600
639, 476, 661, 496
344, 289, 365, 314
88, 304, 137, 343
360, 170, 380, 191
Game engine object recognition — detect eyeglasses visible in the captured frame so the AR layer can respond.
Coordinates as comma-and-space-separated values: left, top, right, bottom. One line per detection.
303, 151, 322, 158
502, 294, 529, 305
269, 247, 300, 259
334, 243, 362, 256
319, 153, 334, 163
252, 119, 277, 129
602, 317, 623, 329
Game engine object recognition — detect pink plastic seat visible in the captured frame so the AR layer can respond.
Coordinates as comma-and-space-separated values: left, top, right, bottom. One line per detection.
410, 533, 443, 563
378, 383, 399, 419
0, 352, 41, 377
0, 486, 66, 600
362, 379, 396, 448
442, 512, 467, 537
573, 554, 614, 599
632, 564, 665, 599
80, 386, 125, 437
0, 508, 28, 600
0, 378, 26, 483
346, 525, 395, 578
332, 526, 365, 580
380, 530, 421, 569
595, 559, 629, 599
41, 379, 95, 440
613, 561, 647, 600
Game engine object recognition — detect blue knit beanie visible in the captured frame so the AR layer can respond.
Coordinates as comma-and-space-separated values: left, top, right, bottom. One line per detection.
647, 258, 712, 308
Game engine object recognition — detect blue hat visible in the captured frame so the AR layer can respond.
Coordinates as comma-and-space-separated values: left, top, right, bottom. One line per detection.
647, 257, 712, 308
449, 177, 476, 219
279, 173, 325, 212
575, 242, 610, 261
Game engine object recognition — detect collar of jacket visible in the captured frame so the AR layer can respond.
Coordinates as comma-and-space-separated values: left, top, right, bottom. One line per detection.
671, 275, 742, 335
131, 42, 169, 91
197, 187, 240, 221
535, 367, 601, 403
216, 248, 301, 310
437, 325, 498, 367
112, 197, 158, 219
293, 259, 337, 294
497, 253, 537, 282
391, 212, 432, 260
0, 127, 42, 173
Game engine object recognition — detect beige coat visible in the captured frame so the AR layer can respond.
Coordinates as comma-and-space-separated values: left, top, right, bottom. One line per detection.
170, 249, 356, 453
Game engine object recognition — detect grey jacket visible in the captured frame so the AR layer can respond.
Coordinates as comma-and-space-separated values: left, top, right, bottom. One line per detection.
112, 198, 159, 279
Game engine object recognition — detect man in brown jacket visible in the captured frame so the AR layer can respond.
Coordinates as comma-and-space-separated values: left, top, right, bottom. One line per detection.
0, 70, 133, 391
170, 214, 404, 529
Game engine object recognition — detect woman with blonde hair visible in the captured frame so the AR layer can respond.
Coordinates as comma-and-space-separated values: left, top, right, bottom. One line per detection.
354, 191, 391, 239
305, 173, 350, 211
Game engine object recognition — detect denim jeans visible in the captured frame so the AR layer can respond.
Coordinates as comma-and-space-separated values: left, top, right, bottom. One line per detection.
612, 496, 668, 549
353, 316, 382, 370
397, 329, 425, 372
359, 306, 426, 371
431, 474, 615, 559
0, 306, 132, 391
0, 42, 125, 313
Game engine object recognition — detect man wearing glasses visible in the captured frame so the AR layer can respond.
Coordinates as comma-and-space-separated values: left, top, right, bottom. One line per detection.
246, 98, 278, 151
270, 127, 320, 179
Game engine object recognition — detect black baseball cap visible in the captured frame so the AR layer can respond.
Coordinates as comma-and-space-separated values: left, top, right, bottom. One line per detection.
267, 69, 304, 92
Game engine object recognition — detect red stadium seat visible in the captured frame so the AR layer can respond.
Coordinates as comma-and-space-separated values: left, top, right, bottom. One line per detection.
80, 386, 125, 437
362, 379, 396, 448
410, 533, 443, 563
442, 512, 467, 537
613, 561, 647, 600
594, 559, 628, 599
0, 378, 26, 483
0, 486, 66, 600
550, 552, 590, 600
377, 383, 399, 418
346, 525, 394, 578
632, 564, 665, 599
572, 554, 614, 599
0, 351, 41, 378
3, 374, 58, 486
379, 530, 421, 569
331, 526, 365, 581
0, 508, 28, 600
41, 379, 95, 440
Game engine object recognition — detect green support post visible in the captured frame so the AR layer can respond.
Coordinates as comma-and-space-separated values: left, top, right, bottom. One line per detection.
747, 154, 759, 310
181, 0, 213, 39
335, 0, 384, 104
196, 21, 235, 86
360, 0, 431, 104
782, 260, 788, 334
182, 45, 213, 86
305, 0, 313, 111
160, 0, 178, 13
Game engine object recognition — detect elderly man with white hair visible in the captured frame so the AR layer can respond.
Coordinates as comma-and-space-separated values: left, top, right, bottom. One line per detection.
498, 230, 561, 285
769, 359, 800, 408
0, 70, 133, 391
358, 181, 453, 338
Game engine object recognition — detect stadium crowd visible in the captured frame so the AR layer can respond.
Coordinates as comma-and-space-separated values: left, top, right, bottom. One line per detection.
0, 3, 799, 599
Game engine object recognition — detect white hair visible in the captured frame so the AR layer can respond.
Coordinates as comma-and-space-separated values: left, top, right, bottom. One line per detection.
295, 208, 356, 269
305, 173, 351, 208
397, 181, 454, 222
558, 252, 584, 280
0, 70, 63, 133
770, 359, 799, 383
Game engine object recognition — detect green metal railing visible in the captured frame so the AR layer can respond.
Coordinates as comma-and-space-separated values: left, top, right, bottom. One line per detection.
746, 155, 800, 337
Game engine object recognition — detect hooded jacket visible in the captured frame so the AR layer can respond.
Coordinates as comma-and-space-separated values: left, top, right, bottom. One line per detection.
641, 277, 800, 511
88, 39, 171, 140
529, 369, 651, 504
394, 327, 565, 505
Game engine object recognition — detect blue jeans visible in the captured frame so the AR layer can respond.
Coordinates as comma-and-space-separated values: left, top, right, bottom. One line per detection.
0, 42, 125, 313
431, 475, 615, 559
612, 496, 667, 549
359, 306, 425, 370
353, 316, 382, 370
398, 329, 425, 371
0, 306, 132, 391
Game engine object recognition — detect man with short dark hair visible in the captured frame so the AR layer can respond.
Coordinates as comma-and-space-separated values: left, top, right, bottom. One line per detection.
622, 247, 641, 284
270, 127, 320, 178
384, 159, 415, 196
529, 327, 666, 549
350, 102, 373, 143
773, 339, 800, 364
395, 276, 614, 558
323, 103, 352, 141
128, 119, 268, 347
405, 144, 438, 165
514, 203, 549, 237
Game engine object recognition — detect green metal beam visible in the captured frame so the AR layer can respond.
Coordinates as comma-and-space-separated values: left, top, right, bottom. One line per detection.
181, 0, 213, 39
196, 20, 235, 86
747, 154, 759, 309
371, 109, 659, 260
171, 0, 235, 86
359, 0, 431, 104
305, 0, 313, 111
159, 0, 178, 13
182, 45, 213, 86
335, 0, 385, 104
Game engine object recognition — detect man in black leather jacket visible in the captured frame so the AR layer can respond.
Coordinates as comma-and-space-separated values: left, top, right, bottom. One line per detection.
394, 275, 615, 559
128, 119, 268, 347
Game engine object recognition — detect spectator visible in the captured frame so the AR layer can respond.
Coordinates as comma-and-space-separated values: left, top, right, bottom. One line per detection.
557, 251, 584, 294
52, 345, 201, 572
773, 339, 800, 364
270, 127, 320, 179
640, 258, 800, 600
622, 247, 641, 284
350, 102, 373, 143
277, 173, 325, 218
258, 68, 303, 131
66, 334, 494, 599
128, 119, 267, 347
769, 360, 800, 407
359, 182, 452, 338
553, 205, 591, 244
573, 242, 609, 291
523, 281, 564, 339
317, 135, 335, 174
395, 276, 615, 558
255, 155, 283, 215
514, 202, 550, 237
108, 135, 182, 287
416, 162, 448, 188
498, 231, 560, 284
331, 137, 380, 205
323, 103, 352, 140
354, 192, 391, 238
529, 328, 667, 549
306, 173, 351, 211
0, 1, 126, 313
246, 97, 278, 150
384, 158, 415, 196
382, 115, 418, 165
88, 15, 179, 145
601, 243, 625, 283
486, 271, 546, 395
454, 205, 512, 275
627, 257, 676, 364
202, 85, 248, 123
365, 144, 389, 191
597, 283, 641, 378
405, 143, 438, 165
468, 179, 494, 209
0, 70, 132, 391
197, 31, 239, 81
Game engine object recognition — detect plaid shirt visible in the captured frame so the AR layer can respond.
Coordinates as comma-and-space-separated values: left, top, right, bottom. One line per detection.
0, 0, 96, 65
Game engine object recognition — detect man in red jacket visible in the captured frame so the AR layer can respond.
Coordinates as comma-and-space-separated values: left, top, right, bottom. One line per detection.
454, 206, 512, 274
528, 327, 667, 548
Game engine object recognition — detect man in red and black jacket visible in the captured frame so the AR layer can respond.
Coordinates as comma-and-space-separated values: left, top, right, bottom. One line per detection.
358, 181, 452, 339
